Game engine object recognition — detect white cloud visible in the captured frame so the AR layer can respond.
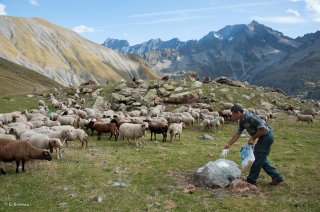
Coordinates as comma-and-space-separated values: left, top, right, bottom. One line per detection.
0, 3, 7, 15
286, 8, 300, 17
305, 0, 320, 22
72, 25, 99, 34
29, 0, 39, 6
129, 2, 273, 18
254, 16, 307, 24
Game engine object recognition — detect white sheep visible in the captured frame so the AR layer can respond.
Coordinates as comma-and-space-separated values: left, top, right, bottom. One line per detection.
0, 134, 16, 140
43, 118, 61, 127
296, 113, 314, 125
200, 119, 211, 130
26, 135, 63, 159
38, 100, 46, 107
65, 129, 88, 148
210, 118, 220, 133
34, 129, 73, 144
182, 115, 194, 126
118, 122, 149, 146
57, 116, 78, 126
167, 116, 182, 124
168, 122, 184, 143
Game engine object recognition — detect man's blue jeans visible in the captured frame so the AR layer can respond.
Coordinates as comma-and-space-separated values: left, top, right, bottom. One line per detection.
246, 130, 283, 185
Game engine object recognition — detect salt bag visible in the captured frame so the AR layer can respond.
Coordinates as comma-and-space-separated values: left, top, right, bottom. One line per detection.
240, 144, 255, 172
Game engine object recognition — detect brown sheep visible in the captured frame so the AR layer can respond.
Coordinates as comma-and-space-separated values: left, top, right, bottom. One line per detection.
93, 122, 119, 140
147, 121, 168, 142
0, 138, 52, 174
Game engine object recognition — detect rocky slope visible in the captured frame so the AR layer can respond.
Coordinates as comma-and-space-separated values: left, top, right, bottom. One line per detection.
0, 16, 158, 87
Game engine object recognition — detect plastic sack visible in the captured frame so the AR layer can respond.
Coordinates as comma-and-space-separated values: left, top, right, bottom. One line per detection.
221, 149, 229, 158
240, 144, 255, 172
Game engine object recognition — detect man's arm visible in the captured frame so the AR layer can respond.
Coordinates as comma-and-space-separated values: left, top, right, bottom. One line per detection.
247, 127, 266, 145
224, 132, 241, 149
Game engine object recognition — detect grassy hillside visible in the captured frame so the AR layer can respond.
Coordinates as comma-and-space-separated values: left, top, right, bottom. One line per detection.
0, 57, 63, 96
0, 81, 319, 211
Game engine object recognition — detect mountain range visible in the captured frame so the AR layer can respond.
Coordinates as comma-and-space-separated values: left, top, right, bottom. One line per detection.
0, 16, 158, 89
0, 16, 319, 99
103, 21, 320, 99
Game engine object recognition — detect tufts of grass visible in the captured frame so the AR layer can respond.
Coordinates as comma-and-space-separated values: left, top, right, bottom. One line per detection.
0, 115, 319, 211
0, 82, 319, 211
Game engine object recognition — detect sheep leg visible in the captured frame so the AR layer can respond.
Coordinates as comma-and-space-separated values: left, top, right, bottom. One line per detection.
56, 148, 61, 159
0, 162, 6, 174
98, 132, 101, 140
90, 128, 94, 136
128, 138, 134, 144
109, 133, 113, 140
16, 161, 20, 173
21, 160, 26, 172
150, 132, 153, 141
162, 133, 166, 143
0, 167, 5, 175
84, 138, 88, 148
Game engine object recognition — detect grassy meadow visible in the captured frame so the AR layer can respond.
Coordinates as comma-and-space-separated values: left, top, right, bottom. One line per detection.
0, 83, 319, 211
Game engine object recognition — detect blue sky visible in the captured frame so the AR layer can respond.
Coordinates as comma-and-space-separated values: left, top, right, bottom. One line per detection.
0, 0, 319, 45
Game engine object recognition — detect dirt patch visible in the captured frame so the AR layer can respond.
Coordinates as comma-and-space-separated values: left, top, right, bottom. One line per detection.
168, 169, 263, 197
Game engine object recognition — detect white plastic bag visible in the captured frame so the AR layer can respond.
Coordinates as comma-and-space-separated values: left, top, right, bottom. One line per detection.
221, 149, 229, 158
240, 144, 255, 172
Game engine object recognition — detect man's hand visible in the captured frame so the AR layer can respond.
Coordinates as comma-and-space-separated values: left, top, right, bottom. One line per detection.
221, 149, 229, 158
224, 144, 231, 149
248, 137, 255, 145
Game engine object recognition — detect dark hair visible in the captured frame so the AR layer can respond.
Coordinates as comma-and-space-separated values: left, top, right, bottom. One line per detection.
231, 104, 244, 113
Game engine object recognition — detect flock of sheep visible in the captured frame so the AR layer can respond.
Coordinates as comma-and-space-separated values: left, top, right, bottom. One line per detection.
0, 88, 316, 175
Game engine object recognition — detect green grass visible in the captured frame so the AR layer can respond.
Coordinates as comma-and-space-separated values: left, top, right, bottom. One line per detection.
0, 82, 319, 211
0, 114, 319, 211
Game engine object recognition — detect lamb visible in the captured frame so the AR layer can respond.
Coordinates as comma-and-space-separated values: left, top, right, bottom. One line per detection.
65, 129, 89, 148
296, 113, 314, 125
118, 122, 149, 146
0, 138, 52, 174
26, 135, 63, 159
200, 119, 211, 130
168, 122, 184, 143
147, 121, 168, 142
210, 118, 220, 133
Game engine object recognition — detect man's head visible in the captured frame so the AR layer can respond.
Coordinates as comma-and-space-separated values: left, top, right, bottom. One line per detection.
231, 104, 244, 113
231, 104, 244, 120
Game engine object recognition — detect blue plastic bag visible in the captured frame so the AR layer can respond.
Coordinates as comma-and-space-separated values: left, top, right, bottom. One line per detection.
240, 144, 255, 172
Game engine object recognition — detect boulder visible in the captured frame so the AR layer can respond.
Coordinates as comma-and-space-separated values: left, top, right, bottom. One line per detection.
164, 89, 203, 104
194, 159, 241, 188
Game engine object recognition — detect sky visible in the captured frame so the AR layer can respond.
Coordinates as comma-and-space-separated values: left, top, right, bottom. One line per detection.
0, 0, 319, 45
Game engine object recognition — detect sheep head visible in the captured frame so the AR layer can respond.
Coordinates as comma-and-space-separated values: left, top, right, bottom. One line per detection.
43, 151, 52, 161
50, 138, 63, 149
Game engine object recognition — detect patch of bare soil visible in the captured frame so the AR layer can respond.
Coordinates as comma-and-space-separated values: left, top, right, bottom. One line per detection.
168, 169, 263, 197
